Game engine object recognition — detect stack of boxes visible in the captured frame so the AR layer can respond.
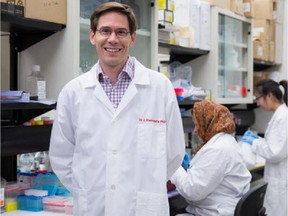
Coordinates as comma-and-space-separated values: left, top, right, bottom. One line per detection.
201, 0, 244, 15
158, 0, 175, 28
161, 0, 211, 50
160, 0, 282, 65
252, 0, 278, 62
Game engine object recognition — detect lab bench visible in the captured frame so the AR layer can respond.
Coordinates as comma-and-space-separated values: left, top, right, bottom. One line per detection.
2, 210, 66, 216
249, 164, 265, 182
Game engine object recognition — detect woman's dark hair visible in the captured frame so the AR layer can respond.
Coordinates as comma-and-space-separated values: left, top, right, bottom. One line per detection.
90, 2, 138, 35
255, 79, 287, 105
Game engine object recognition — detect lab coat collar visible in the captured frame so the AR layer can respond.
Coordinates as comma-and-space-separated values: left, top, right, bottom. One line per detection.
132, 57, 150, 86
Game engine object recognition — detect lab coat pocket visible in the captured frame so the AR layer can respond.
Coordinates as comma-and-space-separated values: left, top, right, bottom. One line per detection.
73, 187, 88, 215
138, 124, 166, 159
136, 191, 169, 216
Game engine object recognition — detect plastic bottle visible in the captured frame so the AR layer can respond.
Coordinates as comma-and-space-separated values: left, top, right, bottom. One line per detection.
18, 153, 34, 173
0, 177, 6, 213
25, 65, 46, 100
34, 151, 49, 171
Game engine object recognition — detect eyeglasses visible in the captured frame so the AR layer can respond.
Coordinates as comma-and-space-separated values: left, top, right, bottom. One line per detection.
96, 27, 130, 38
255, 95, 263, 101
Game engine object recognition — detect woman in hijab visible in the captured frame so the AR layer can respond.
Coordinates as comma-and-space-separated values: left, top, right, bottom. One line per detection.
170, 100, 251, 216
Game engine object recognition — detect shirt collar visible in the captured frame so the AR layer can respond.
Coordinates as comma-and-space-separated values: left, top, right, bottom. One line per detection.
97, 56, 135, 82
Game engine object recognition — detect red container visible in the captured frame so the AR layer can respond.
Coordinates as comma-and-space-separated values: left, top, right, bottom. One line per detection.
174, 88, 184, 96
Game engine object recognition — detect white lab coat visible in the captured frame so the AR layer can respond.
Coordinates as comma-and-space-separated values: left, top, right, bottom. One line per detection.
252, 104, 288, 216
170, 133, 251, 216
49, 57, 185, 216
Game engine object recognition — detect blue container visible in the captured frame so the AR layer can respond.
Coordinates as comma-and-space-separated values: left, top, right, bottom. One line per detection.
177, 96, 184, 101
17, 195, 44, 212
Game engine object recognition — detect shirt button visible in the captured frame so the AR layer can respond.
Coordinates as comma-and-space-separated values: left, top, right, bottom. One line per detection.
112, 150, 117, 155
111, 185, 116, 190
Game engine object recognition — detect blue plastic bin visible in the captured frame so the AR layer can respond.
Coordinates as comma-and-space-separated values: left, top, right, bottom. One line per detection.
17, 195, 44, 212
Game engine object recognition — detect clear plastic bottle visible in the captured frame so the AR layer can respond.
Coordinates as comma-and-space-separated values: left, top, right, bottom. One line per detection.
34, 151, 49, 171
25, 65, 46, 100
18, 153, 34, 172
0, 177, 6, 213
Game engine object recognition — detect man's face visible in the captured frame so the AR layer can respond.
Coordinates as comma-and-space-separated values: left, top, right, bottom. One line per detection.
90, 11, 136, 69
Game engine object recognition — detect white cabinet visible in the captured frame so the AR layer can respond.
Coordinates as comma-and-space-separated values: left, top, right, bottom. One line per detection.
190, 7, 253, 104
19, 0, 157, 99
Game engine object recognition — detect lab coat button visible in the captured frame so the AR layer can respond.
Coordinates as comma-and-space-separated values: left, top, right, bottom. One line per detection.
111, 185, 116, 190
112, 150, 117, 154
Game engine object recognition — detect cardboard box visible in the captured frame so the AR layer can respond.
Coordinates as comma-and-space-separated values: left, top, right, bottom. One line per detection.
0, 0, 25, 16
253, 72, 270, 88
243, 0, 254, 18
230, 0, 244, 16
268, 41, 275, 62
253, 39, 268, 61
201, 0, 230, 10
270, 20, 276, 41
253, 40, 262, 60
274, 21, 283, 64
25, 0, 66, 25
254, 0, 273, 20
253, 19, 273, 41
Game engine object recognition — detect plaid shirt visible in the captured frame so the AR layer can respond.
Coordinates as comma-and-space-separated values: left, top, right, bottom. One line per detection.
97, 57, 135, 109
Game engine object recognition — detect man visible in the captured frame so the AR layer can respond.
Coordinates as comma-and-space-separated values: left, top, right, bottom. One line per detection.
49, 2, 185, 216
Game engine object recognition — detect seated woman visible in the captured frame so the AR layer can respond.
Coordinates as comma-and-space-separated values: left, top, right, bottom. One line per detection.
170, 100, 251, 216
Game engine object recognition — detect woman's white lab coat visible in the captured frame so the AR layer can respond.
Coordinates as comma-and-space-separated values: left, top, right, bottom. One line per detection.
49, 57, 185, 216
252, 104, 288, 216
170, 133, 251, 216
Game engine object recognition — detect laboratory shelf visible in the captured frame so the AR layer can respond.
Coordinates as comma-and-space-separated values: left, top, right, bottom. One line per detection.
253, 59, 276, 71
1, 12, 66, 52
1, 125, 52, 156
249, 165, 265, 182
178, 99, 201, 109
158, 42, 209, 63
1, 101, 56, 181
1, 101, 56, 126
1, 124, 53, 181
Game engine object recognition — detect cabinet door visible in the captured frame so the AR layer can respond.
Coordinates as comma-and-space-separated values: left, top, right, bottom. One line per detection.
79, 0, 156, 73
215, 8, 253, 104
189, 7, 252, 104
218, 12, 251, 100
